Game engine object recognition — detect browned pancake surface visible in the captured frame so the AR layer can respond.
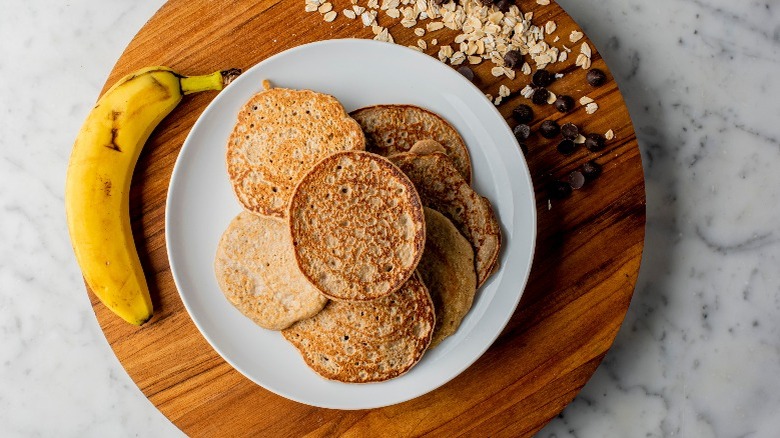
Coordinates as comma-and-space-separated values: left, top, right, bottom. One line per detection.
226, 88, 365, 218
350, 105, 472, 183
289, 151, 425, 301
282, 272, 434, 383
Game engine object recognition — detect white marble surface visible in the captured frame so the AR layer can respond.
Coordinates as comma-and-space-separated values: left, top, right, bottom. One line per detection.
1, 0, 779, 436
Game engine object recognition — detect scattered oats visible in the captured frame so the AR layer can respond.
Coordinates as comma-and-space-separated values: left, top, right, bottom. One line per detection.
453, 33, 467, 44
574, 134, 586, 144
438, 45, 454, 62
343, 8, 356, 18
491, 66, 504, 77
553, 35, 560, 43
431, 38, 438, 45
468, 55, 482, 64
323, 10, 337, 21
579, 96, 594, 105
524, 11, 534, 21
520, 85, 535, 99
499, 84, 511, 97
350, 0, 358, 4
494, 96, 503, 105
545, 21, 557, 35
554, 73, 564, 79
414, 27, 425, 37
536, 0, 550, 4
585, 102, 599, 114
605, 129, 615, 140
521, 62, 532, 76
361, 10, 376, 26
353, 5, 365, 14
387, 8, 400, 18
548, 199, 552, 210
371, 24, 383, 34
485, 93, 493, 101
367, 0, 379, 9
546, 90, 557, 105
558, 51, 568, 62
569, 30, 584, 43
450, 51, 466, 65
503, 66, 516, 80
562, 44, 572, 53
305, 3, 319, 12
318, 2, 332, 13
459, 41, 468, 53
575, 53, 588, 68
380, 0, 399, 9
401, 17, 417, 28
374, 27, 394, 43
426, 21, 444, 32
407, 45, 424, 52
580, 42, 592, 58
417, 38, 427, 50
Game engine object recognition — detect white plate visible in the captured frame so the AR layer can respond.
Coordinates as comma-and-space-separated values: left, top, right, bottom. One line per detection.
166, 39, 536, 410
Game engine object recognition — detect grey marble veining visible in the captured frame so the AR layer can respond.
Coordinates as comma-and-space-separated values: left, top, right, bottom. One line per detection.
1, 0, 779, 436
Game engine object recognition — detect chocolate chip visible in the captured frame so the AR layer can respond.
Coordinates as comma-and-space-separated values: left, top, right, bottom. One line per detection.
513, 124, 532, 141
539, 120, 560, 138
479, 0, 495, 4
531, 87, 550, 105
584, 133, 606, 151
503, 50, 523, 69
554, 95, 574, 113
512, 104, 533, 123
568, 171, 586, 190
456, 66, 475, 82
495, 0, 511, 12
582, 160, 602, 180
532, 69, 554, 88
586, 68, 607, 86
560, 122, 579, 140
549, 180, 572, 199
557, 139, 577, 155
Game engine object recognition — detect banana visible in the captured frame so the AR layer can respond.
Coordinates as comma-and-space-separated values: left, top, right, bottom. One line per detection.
66, 66, 241, 325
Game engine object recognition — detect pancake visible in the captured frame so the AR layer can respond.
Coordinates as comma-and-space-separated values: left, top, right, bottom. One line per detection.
418, 208, 477, 348
226, 88, 365, 218
409, 139, 447, 155
350, 105, 472, 183
214, 212, 328, 330
282, 272, 435, 383
389, 152, 501, 287
289, 151, 426, 301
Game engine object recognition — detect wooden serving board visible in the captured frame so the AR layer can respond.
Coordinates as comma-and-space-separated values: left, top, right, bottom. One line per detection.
92, 0, 645, 436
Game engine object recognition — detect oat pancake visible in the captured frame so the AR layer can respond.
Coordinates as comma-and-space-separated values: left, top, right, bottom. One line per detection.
350, 105, 472, 183
409, 139, 447, 155
226, 88, 365, 218
418, 208, 477, 348
389, 152, 500, 287
289, 151, 425, 301
282, 271, 434, 383
214, 212, 328, 330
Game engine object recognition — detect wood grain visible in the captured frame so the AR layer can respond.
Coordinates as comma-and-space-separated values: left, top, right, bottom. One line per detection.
91, 0, 646, 436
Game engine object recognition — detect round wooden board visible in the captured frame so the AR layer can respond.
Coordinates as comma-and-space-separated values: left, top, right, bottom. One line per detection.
92, 0, 645, 436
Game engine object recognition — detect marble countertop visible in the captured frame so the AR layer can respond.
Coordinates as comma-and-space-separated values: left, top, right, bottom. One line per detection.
2, 0, 778, 436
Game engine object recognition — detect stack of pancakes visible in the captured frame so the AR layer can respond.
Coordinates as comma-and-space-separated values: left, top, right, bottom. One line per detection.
214, 86, 501, 383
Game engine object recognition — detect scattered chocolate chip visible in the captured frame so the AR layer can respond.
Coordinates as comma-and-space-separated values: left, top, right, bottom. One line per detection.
532, 69, 554, 88
549, 180, 572, 199
503, 50, 523, 69
539, 120, 560, 138
512, 104, 533, 123
557, 139, 577, 155
456, 66, 475, 82
554, 95, 575, 113
586, 68, 607, 86
584, 133, 606, 151
560, 122, 579, 140
582, 160, 602, 180
531, 87, 550, 105
568, 170, 586, 189
495, 0, 511, 12
513, 124, 532, 141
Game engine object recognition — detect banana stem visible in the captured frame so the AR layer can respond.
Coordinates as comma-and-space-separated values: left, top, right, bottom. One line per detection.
180, 68, 242, 95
